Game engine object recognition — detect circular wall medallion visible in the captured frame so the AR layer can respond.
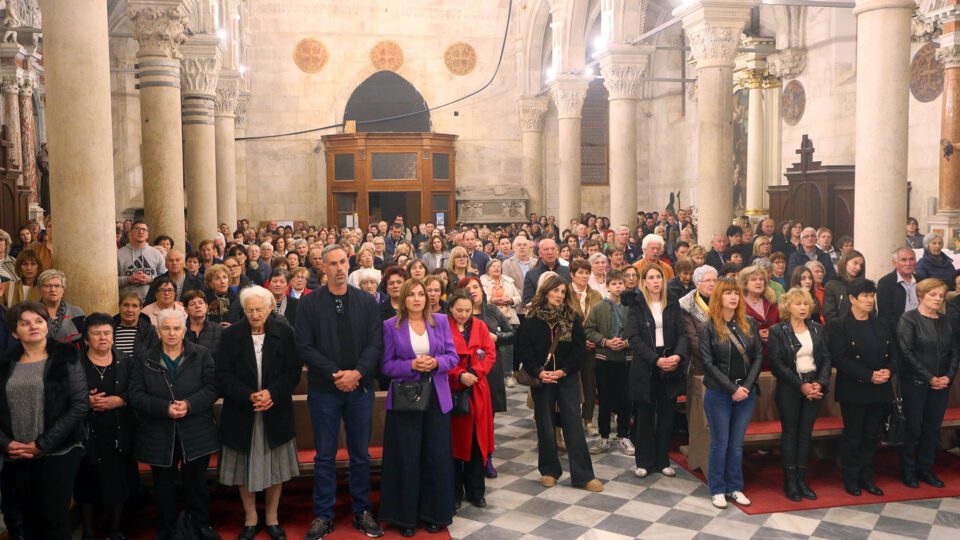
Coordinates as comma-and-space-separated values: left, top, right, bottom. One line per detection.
293, 38, 328, 74
911, 43, 944, 103
444, 42, 477, 76
370, 40, 404, 71
782, 80, 806, 126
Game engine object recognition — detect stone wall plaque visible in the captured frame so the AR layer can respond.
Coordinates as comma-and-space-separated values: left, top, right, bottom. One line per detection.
370, 40, 404, 71
444, 42, 477, 76
456, 185, 528, 224
911, 43, 944, 103
782, 80, 805, 126
293, 38, 328, 73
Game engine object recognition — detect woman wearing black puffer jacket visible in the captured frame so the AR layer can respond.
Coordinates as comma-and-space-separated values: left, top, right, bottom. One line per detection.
768, 287, 832, 502
129, 308, 220, 539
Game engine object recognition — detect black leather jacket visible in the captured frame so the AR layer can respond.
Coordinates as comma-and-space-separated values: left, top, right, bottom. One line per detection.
896, 310, 959, 385
767, 320, 832, 391
698, 318, 763, 395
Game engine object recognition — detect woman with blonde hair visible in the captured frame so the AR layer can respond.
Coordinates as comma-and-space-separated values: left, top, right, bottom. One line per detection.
698, 277, 763, 508
687, 245, 707, 269
446, 246, 476, 284
737, 265, 779, 370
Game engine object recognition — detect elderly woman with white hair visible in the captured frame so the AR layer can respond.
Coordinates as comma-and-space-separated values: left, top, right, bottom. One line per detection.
588, 252, 609, 299
37, 269, 85, 345
914, 233, 956, 290
217, 286, 301, 539
128, 307, 220, 539
678, 265, 719, 377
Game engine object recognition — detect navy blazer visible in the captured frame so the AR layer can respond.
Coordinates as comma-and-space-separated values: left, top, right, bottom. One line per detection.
294, 285, 383, 393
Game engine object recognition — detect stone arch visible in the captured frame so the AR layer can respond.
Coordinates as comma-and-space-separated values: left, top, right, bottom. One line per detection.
343, 71, 431, 132
519, 0, 554, 95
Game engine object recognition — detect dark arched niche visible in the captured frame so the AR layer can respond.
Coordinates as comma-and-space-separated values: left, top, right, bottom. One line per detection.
344, 71, 431, 132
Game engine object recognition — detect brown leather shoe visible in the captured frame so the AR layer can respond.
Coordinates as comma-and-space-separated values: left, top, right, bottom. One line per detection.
541, 475, 557, 487
583, 479, 604, 492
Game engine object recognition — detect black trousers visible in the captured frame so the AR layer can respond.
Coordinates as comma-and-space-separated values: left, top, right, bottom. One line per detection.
454, 432, 486, 503
775, 383, 822, 467
581, 353, 597, 423
379, 392, 455, 529
531, 373, 596, 486
839, 402, 885, 483
151, 441, 212, 534
634, 386, 674, 470
0, 447, 82, 540
595, 360, 631, 439
900, 382, 950, 475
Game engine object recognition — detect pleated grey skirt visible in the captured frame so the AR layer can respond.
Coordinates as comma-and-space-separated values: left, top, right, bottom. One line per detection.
218, 413, 299, 492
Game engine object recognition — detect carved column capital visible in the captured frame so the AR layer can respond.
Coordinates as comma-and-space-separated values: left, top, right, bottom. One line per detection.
767, 48, 807, 80
596, 44, 654, 100
685, 25, 742, 69
129, 1, 189, 59
1, 75, 20, 94
235, 92, 251, 129
673, 0, 757, 69
215, 78, 240, 117
180, 36, 222, 97
518, 96, 549, 132
550, 75, 590, 120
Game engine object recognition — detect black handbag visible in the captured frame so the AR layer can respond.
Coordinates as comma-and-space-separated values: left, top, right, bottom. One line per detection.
390, 376, 434, 412
451, 352, 474, 416
881, 376, 907, 446
517, 329, 561, 387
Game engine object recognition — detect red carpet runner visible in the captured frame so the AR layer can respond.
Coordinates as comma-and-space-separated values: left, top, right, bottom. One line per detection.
123, 477, 451, 539
671, 446, 960, 515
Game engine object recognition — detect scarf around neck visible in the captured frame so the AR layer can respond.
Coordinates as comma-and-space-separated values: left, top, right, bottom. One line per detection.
531, 304, 573, 342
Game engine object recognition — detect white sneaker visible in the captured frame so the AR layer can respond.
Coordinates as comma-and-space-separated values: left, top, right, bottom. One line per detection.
711, 494, 728, 509
661, 466, 676, 477
634, 467, 648, 478
590, 438, 611, 455
505, 376, 516, 388
585, 422, 599, 436
617, 437, 636, 456
726, 491, 751, 506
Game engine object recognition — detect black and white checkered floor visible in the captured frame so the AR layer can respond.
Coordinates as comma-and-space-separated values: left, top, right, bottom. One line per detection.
449, 386, 960, 539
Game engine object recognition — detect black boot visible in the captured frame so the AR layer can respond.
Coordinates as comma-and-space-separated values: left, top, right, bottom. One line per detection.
783, 466, 802, 501
796, 466, 817, 500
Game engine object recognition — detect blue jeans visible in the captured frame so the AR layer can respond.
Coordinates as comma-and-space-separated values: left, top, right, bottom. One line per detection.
308, 388, 374, 519
703, 388, 757, 496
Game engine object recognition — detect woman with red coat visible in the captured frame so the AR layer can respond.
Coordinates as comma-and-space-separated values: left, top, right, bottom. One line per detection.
446, 290, 497, 509
739, 266, 780, 371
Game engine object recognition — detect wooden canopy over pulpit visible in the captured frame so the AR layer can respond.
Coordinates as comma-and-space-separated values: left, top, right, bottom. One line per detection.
768, 135, 857, 240
322, 132, 457, 229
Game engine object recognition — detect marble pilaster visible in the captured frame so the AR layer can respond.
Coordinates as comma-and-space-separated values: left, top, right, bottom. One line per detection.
852, 0, 914, 278
19, 76, 37, 203
1, 76, 20, 172
129, 0, 189, 249
550, 75, 590, 227
215, 72, 240, 231
518, 96, 549, 217
36, 0, 119, 313
597, 44, 653, 229
180, 35, 221, 245
674, 0, 757, 240
235, 91, 250, 221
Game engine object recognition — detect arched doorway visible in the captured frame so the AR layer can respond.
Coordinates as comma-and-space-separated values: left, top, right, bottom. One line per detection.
344, 71, 431, 133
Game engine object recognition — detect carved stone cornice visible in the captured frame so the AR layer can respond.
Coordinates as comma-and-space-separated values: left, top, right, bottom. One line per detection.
215, 80, 240, 117
938, 44, 960, 68
518, 96, 550, 132
180, 36, 222, 96
596, 44, 654, 100
767, 48, 807, 80
550, 75, 589, 120
129, 2, 189, 59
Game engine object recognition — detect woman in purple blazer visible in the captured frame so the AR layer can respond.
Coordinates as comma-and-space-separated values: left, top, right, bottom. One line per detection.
379, 279, 459, 537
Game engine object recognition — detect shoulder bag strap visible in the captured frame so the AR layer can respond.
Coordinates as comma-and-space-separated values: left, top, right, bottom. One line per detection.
728, 326, 752, 369
546, 326, 561, 371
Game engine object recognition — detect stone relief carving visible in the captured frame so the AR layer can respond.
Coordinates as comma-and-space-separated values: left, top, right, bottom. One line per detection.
370, 40, 404, 71
600, 63, 644, 100
767, 48, 807, 80
551, 84, 587, 118
938, 44, 960, 69
456, 185, 529, 223
215, 84, 240, 116
181, 56, 221, 94
130, 5, 189, 59
518, 103, 548, 132
460, 202, 484, 220
782, 79, 806, 126
444, 42, 477, 76
686, 25, 740, 65
912, 7, 941, 42
912, 42, 945, 102
293, 38, 329, 74
235, 97, 249, 129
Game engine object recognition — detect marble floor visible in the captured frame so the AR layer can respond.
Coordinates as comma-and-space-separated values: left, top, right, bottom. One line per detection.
449, 386, 960, 540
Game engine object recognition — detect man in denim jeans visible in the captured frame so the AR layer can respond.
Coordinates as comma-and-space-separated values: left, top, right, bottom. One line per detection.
296, 244, 385, 539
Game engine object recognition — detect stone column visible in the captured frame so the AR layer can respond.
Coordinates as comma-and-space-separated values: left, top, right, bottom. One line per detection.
598, 44, 653, 228
518, 96, 549, 216
37, 0, 118, 313
19, 77, 37, 202
235, 92, 250, 220
215, 73, 240, 231
551, 75, 589, 227
740, 69, 766, 216
852, 0, 913, 278
129, 0, 189, 249
674, 0, 757, 241
180, 36, 221, 245
1, 76, 21, 170
930, 3, 960, 248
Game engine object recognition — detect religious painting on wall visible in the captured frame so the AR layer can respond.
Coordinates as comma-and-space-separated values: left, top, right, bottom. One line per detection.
732, 88, 748, 214
782, 80, 805, 126
910, 43, 944, 103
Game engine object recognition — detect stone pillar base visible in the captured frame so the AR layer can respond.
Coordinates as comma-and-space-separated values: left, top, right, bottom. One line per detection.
928, 212, 960, 251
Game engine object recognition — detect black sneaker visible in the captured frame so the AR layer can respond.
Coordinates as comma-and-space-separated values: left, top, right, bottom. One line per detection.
306, 518, 335, 540
353, 511, 385, 538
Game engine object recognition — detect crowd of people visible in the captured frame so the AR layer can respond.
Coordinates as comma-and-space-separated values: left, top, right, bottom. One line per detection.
0, 208, 957, 538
